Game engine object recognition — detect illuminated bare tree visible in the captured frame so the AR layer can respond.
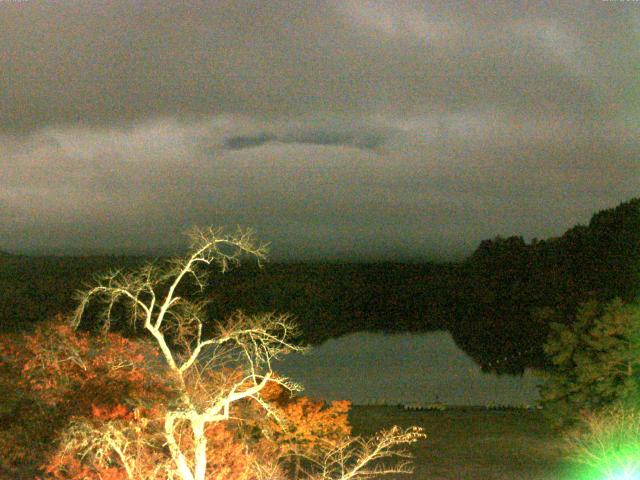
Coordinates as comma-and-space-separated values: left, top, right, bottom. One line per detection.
301, 426, 425, 480
72, 227, 424, 480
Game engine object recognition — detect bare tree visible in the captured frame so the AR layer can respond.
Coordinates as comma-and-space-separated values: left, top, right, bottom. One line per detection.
300, 426, 425, 480
72, 227, 424, 480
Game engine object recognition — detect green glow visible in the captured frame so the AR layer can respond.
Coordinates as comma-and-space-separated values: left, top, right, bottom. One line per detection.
605, 468, 640, 480
562, 405, 640, 480
596, 448, 640, 480
568, 445, 640, 480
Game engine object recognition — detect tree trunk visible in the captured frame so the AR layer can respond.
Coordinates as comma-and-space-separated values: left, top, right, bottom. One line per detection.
192, 416, 208, 480
165, 414, 196, 480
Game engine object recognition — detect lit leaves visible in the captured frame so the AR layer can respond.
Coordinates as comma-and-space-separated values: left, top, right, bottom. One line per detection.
540, 299, 640, 427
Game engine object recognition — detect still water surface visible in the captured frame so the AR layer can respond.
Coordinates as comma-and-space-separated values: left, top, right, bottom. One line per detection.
274, 331, 542, 406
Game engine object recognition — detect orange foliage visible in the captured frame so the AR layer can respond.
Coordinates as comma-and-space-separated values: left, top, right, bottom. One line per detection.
253, 381, 352, 468
0, 316, 172, 477
262, 382, 351, 443
44, 457, 113, 480
1, 317, 354, 480
90, 403, 133, 421
1, 315, 172, 414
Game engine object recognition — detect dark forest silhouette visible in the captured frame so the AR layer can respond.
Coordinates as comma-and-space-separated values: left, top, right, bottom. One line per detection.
1, 197, 638, 374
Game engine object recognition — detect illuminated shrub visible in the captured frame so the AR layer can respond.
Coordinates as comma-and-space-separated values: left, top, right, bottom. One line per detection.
539, 299, 640, 428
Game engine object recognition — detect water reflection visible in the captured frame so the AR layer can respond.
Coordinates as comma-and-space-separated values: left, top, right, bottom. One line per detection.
274, 331, 542, 406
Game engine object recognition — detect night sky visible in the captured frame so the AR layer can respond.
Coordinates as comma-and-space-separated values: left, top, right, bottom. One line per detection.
1, 1, 638, 260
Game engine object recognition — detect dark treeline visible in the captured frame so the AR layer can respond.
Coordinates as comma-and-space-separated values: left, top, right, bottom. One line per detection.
453, 197, 640, 373
0, 254, 147, 330
1, 198, 638, 374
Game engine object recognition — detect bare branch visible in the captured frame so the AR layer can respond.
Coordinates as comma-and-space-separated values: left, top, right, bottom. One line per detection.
307, 426, 426, 480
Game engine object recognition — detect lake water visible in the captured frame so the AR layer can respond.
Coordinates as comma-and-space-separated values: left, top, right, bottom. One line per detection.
273, 331, 542, 406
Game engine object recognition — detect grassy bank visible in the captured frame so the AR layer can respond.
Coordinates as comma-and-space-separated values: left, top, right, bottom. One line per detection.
349, 406, 575, 480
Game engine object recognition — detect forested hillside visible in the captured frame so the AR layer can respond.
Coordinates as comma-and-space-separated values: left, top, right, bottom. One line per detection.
453, 197, 640, 373
1, 198, 638, 374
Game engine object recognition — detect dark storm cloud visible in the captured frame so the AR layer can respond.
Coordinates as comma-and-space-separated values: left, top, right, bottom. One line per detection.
0, 1, 638, 258
225, 134, 275, 150
224, 130, 385, 150
285, 131, 385, 150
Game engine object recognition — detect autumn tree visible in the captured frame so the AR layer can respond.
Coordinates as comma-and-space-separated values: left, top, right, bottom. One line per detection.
2, 227, 424, 480
0, 316, 172, 478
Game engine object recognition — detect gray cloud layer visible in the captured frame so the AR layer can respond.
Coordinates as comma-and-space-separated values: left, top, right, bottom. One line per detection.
1, 1, 638, 259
